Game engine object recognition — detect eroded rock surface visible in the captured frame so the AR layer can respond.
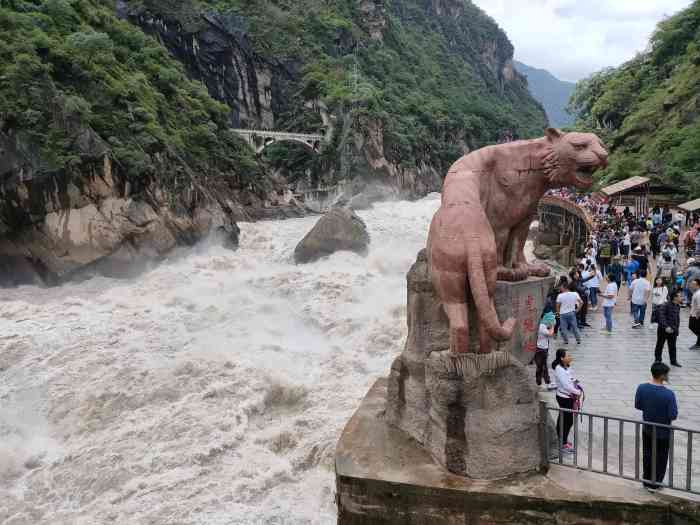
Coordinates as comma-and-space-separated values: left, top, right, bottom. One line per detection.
385, 250, 550, 479
294, 208, 370, 264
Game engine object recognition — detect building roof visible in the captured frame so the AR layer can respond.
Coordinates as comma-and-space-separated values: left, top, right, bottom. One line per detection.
679, 198, 700, 212
600, 176, 651, 197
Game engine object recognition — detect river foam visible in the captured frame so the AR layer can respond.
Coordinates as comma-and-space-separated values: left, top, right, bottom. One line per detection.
0, 195, 441, 524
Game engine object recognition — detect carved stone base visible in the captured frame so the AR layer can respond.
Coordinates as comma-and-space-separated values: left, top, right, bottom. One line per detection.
387, 351, 542, 479
384, 249, 554, 479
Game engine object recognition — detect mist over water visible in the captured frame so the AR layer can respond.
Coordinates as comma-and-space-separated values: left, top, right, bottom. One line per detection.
0, 195, 441, 524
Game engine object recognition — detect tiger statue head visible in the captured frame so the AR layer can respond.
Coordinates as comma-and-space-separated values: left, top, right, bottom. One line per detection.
541, 128, 608, 189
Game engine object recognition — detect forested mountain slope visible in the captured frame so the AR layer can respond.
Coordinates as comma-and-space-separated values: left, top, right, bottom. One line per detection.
568, 1, 700, 197
123, 0, 547, 193
0, 0, 546, 284
514, 61, 575, 128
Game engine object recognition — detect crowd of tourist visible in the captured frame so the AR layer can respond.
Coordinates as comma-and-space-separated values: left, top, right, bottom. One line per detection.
534, 201, 700, 492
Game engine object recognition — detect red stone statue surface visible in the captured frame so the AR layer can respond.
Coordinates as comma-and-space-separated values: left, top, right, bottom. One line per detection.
428, 129, 608, 354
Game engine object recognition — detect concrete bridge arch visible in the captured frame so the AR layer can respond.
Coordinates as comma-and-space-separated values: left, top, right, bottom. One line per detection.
232, 129, 325, 154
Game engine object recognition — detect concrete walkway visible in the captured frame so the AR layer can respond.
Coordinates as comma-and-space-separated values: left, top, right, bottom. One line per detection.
538, 284, 700, 493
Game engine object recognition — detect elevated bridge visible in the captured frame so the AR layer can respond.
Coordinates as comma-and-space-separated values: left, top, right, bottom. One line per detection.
232, 129, 325, 154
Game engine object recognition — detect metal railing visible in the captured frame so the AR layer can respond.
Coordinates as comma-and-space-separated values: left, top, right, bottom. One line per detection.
541, 401, 699, 495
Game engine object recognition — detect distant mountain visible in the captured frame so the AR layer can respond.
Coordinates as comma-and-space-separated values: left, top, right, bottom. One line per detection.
514, 61, 576, 128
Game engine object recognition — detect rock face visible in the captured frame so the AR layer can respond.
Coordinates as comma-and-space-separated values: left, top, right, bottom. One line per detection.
294, 208, 370, 264
121, 1, 546, 200
0, 152, 243, 285
385, 250, 553, 479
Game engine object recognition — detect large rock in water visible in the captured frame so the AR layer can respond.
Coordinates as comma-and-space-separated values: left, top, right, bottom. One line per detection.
385, 250, 554, 479
294, 208, 370, 264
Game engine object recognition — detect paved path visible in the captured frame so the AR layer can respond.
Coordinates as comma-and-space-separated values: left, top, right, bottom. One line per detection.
539, 282, 700, 493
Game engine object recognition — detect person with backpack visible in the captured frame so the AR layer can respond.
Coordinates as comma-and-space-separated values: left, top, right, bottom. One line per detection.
656, 253, 676, 295
535, 312, 557, 390
635, 362, 678, 491
552, 348, 582, 454
655, 289, 683, 367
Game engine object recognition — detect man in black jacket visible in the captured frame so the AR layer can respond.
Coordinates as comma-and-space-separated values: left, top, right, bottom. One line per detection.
655, 289, 683, 367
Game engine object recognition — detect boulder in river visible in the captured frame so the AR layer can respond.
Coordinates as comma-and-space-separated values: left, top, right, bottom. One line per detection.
294, 208, 370, 264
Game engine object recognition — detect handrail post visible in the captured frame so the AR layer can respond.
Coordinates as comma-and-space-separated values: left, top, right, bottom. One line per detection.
539, 401, 549, 471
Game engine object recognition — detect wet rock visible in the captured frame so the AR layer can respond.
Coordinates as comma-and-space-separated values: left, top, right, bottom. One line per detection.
294, 208, 370, 264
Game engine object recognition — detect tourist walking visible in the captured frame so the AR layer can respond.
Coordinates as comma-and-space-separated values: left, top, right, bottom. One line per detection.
552, 349, 582, 454
569, 270, 590, 328
609, 255, 624, 292
583, 264, 602, 311
601, 273, 618, 334
556, 281, 582, 345
535, 312, 556, 390
630, 270, 651, 328
684, 258, 700, 305
688, 278, 700, 350
634, 362, 678, 491
655, 289, 683, 367
650, 277, 669, 331
656, 253, 676, 294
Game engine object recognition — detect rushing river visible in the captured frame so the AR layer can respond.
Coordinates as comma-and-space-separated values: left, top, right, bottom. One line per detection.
0, 195, 442, 525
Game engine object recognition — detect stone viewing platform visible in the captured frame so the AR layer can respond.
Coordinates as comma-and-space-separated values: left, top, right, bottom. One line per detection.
335, 379, 700, 524
334, 133, 700, 523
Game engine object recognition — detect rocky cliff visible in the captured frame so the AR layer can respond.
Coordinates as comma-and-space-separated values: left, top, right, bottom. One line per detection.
0, 1, 299, 286
0, 0, 546, 285
122, 0, 547, 197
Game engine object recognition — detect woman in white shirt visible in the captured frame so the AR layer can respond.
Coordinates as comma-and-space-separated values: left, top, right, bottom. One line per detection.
650, 277, 669, 330
552, 349, 582, 454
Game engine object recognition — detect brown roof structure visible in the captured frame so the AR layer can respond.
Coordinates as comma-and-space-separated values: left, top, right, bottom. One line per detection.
600, 176, 650, 197
679, 198, 700, 212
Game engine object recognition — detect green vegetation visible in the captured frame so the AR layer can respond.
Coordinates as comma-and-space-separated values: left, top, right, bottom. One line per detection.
1, 0, 547, 197
134, 0, 546, 182
568, 1, 700, 197
0, 0, 262, 192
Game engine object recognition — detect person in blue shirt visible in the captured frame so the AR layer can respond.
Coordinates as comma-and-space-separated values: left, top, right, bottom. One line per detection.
634, 362, 678, 491
624, 256, 640, 287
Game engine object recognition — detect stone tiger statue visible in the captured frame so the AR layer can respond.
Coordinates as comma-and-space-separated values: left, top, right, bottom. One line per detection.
427, 129, 608, 355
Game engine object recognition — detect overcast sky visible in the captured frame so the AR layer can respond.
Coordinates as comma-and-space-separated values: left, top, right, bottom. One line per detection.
471, 0, 694, 82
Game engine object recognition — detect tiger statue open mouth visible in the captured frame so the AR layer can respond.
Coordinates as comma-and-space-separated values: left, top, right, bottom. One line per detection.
428, 128, 608, 355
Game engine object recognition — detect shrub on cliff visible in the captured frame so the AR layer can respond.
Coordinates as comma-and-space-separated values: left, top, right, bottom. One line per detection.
0, 0, 263, 191
568, 1, 700, 198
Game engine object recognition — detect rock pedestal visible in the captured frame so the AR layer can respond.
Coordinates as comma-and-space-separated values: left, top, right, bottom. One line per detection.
336, 380, 699, 525
385, 249, 554, 479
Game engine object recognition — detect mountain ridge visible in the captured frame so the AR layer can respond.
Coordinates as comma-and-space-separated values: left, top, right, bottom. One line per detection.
514, 60, 576, 128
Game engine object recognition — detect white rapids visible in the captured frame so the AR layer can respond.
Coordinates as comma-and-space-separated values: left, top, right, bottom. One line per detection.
0, 195, 443, 525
